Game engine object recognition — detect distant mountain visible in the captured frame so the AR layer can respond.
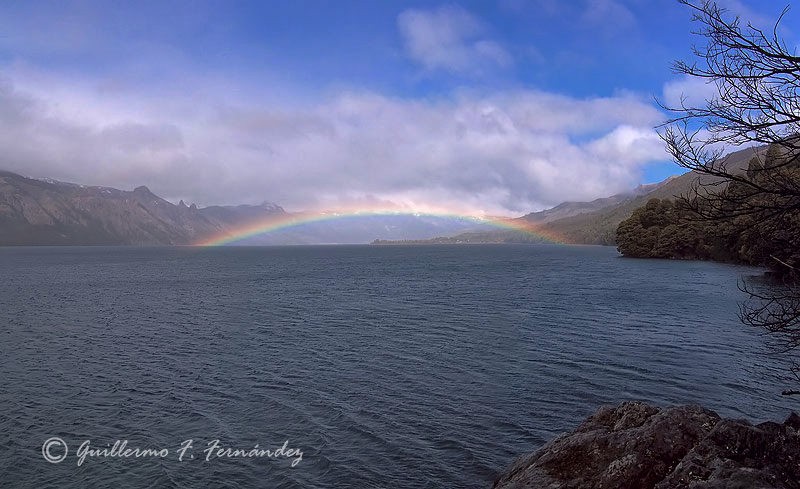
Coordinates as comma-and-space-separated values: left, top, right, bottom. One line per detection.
388, 145, 766, 246
538, 145, 764, 245
0, 170, 496, 246
199, 202, 285, 223
234, 214, 497, 246
0, 170, 284, 245
519, 182, 659, 224
0, 146, 765, 246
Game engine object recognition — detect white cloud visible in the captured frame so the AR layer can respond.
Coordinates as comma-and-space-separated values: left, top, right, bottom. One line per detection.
661, 75, 762, 160
715, 0, 774, 28
581, 0, 636, 30
397, 6, 512, 74
0, 73, 668, 216
662, 75, 719, 110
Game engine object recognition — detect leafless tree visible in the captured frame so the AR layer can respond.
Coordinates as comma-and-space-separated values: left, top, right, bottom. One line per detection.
660, 0, 800, 395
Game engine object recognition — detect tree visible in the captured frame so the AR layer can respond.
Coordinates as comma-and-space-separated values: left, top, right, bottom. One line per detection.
662, 1, 800, 395
616, 198, 715, 260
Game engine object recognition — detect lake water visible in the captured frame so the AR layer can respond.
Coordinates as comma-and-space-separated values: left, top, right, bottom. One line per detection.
1, 244, 796, 488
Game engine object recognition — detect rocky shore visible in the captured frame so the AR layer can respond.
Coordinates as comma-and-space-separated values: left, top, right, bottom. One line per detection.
493, 401, 800, 489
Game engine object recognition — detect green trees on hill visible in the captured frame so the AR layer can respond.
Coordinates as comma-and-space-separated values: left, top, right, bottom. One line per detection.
657, 1, 800, 277
617, 145, 800, 271
617, 199, 705, 260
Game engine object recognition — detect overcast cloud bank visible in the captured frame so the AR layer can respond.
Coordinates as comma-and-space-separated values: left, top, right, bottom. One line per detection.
0, 74, 669, 215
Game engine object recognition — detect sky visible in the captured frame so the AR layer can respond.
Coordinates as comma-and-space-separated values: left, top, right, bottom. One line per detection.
0, 0, 793, 215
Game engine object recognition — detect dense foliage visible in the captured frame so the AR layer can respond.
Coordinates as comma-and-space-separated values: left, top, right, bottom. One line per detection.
616, 145, 800, 275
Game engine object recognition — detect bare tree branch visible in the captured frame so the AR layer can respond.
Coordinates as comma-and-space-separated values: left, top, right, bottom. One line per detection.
665, 1, 800, 396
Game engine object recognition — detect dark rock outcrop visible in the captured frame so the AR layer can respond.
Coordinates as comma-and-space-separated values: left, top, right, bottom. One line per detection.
493, 401, 800, 489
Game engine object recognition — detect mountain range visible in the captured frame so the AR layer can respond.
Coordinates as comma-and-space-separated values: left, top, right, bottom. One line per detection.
0, 146, 763, 246
376, 145, 764, 246
0, 171, 494, 245
521, 145, 762, 244
0, 170, 284, 245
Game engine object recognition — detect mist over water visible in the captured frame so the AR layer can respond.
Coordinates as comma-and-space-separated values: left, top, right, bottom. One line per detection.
1, 245, 795, 488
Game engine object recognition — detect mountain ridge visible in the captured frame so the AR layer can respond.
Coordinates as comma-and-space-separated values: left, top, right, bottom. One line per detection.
536, 145, 765, 244
378, 145, 766, 246
0, 170, 497, 245
0, 146, 765, 246
0, 170, 285, 245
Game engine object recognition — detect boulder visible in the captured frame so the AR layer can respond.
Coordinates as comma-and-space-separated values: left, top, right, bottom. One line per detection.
493, 401, 800, 489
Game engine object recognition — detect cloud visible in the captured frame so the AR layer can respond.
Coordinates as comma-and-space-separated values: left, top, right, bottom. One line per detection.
661, 75, 762, 158
581, 0, 636, 30
397, 5, 512, 74
0, 78, 188, 185
0, 74, 667, 216
715, 0, 774, 29
662, 75, 719, 110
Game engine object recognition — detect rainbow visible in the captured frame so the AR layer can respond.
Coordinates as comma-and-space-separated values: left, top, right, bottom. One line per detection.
194, 209, 567, 246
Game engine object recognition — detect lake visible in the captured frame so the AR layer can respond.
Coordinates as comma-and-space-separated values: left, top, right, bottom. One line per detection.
1, 244, 796, 488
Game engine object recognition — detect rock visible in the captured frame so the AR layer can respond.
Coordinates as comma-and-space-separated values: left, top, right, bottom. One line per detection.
493, 401, 800, 489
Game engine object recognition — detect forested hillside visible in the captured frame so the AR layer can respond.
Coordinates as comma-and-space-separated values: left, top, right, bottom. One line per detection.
537, 146, 761, 245
616, 144, 800, 274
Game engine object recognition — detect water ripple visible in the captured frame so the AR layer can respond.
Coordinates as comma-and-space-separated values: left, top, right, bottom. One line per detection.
0, 244, 796, 488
